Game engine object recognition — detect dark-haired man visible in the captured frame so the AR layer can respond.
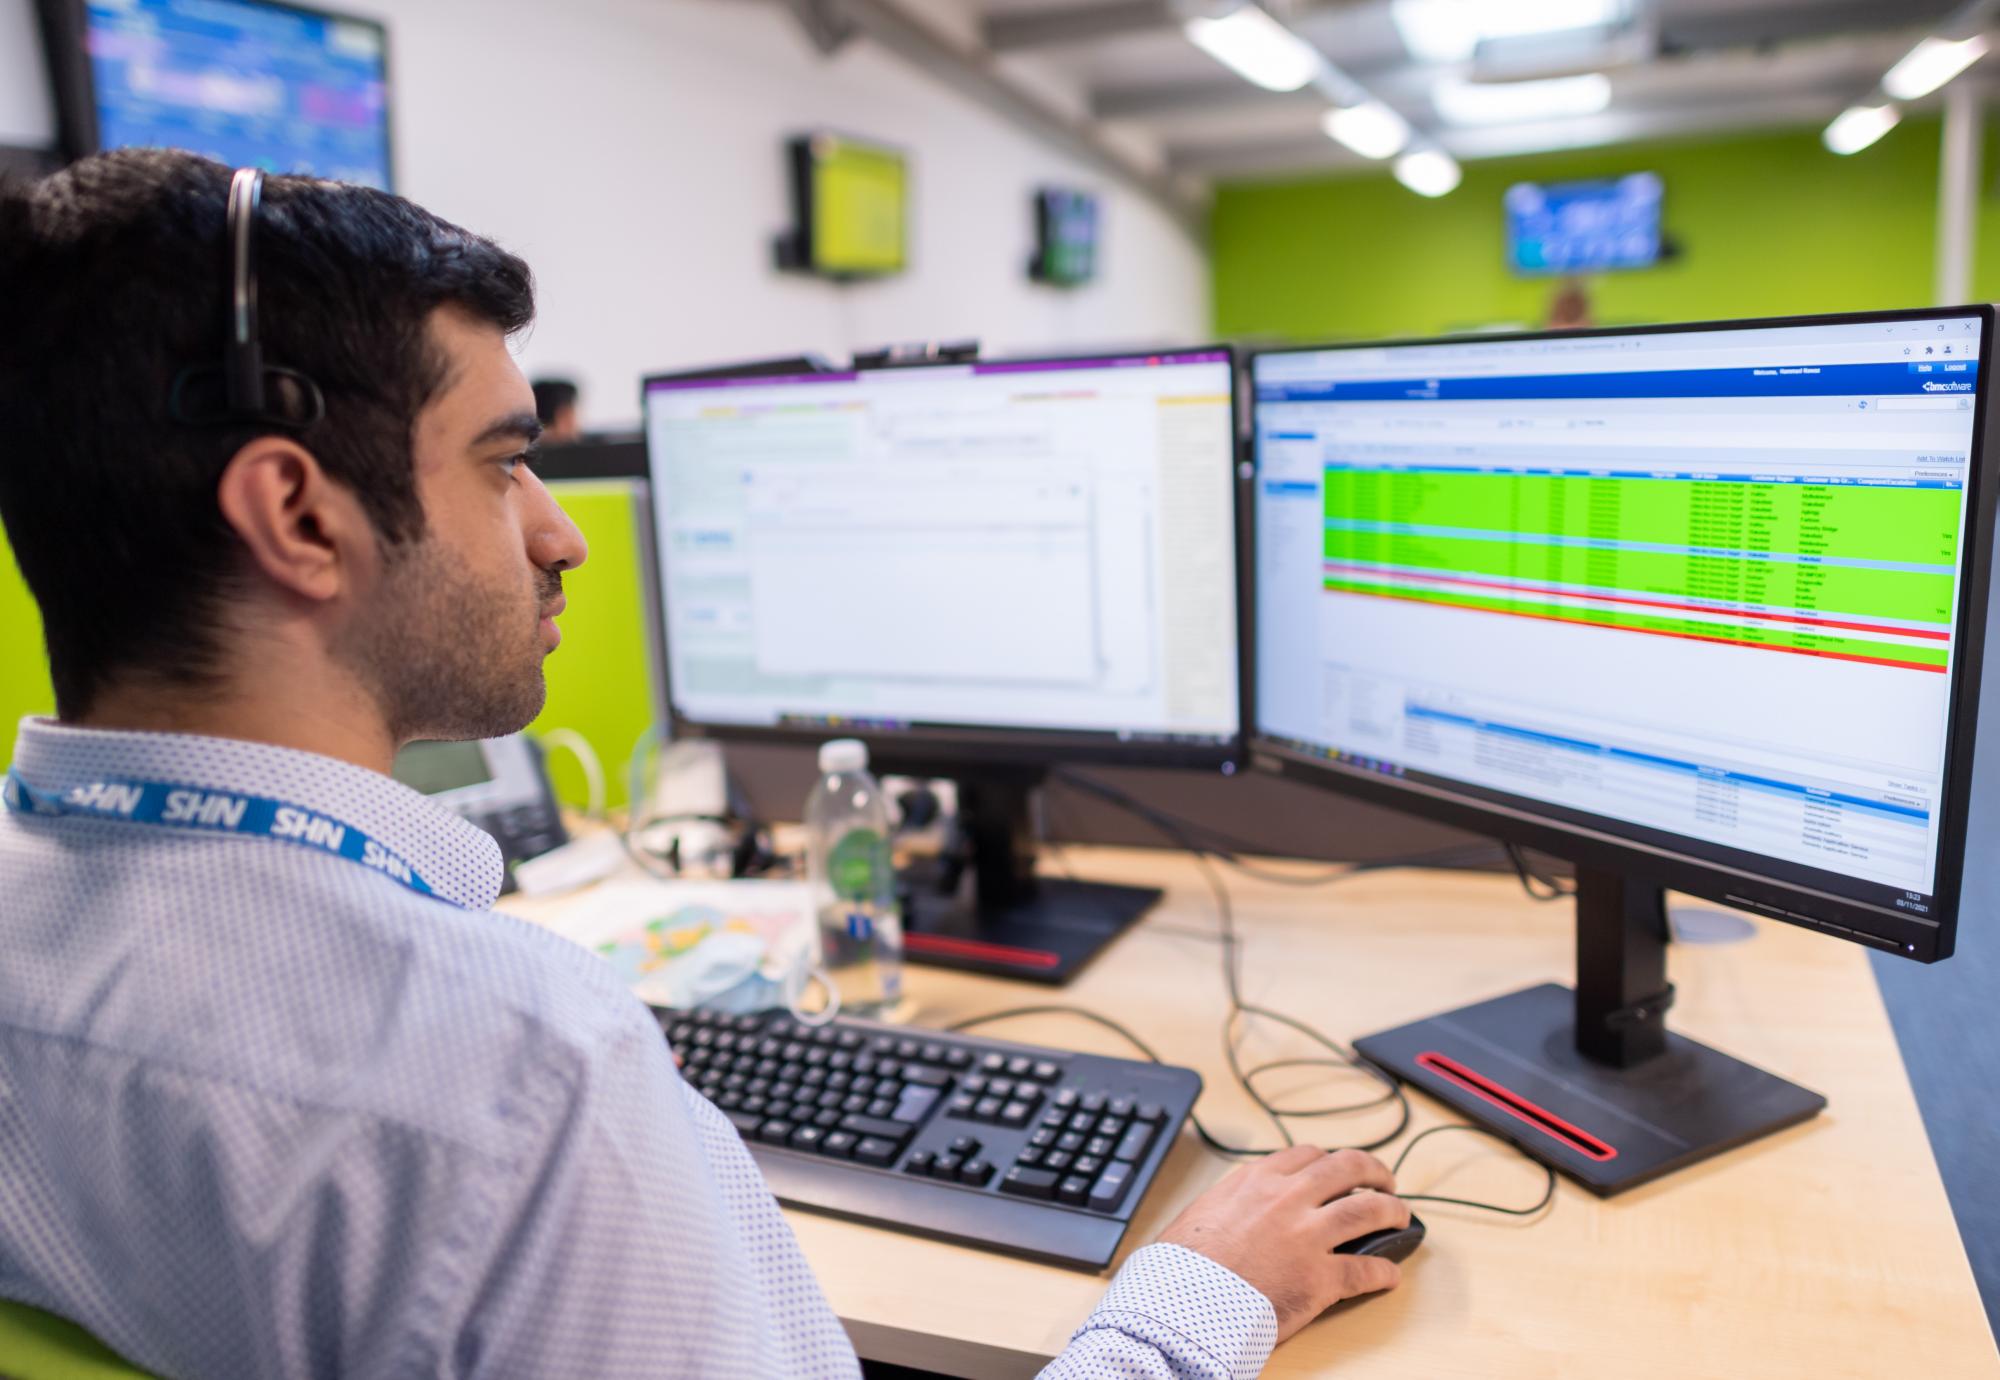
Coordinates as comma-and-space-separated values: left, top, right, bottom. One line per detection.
0, 150, 1409, 1378
531, 376, 583, 442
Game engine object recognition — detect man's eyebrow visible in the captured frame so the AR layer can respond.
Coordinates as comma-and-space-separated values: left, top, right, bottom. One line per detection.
471, 411, 544, 448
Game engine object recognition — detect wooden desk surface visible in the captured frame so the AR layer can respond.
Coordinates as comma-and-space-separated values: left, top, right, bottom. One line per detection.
505, 845, 1999, 1379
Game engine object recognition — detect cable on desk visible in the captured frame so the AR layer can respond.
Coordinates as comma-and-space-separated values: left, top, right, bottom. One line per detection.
998, 770, 1558, 1223
1390, 1124, 1559, 1218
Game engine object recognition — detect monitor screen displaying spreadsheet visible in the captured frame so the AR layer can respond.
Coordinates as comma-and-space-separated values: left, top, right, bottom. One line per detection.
1252, 312, 1987, 918
643, 350, 1242, 761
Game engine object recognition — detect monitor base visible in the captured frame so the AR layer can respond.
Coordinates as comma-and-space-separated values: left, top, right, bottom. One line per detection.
900, 877, 1161, 985
1355, 982, 1826, 1195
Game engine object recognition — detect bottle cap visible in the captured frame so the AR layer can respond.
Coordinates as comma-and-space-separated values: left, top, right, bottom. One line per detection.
818, 738, 868, 774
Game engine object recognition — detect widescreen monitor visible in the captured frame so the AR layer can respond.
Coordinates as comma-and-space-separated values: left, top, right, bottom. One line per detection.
1251, 307, 1995, 1192
42, 0, 394, 189
643, 348, 1242, 980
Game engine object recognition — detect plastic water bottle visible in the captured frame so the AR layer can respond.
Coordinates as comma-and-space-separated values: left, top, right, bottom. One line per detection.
804, 739, 905, 1020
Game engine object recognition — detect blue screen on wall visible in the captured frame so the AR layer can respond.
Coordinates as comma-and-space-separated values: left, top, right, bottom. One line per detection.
83, 0, 392, 190
1505, 173, 1662, 275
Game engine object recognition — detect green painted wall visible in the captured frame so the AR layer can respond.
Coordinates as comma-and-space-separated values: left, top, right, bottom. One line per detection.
0, 527, 53, 746
0, 484, 654, 810
1213, 116, 2000, 344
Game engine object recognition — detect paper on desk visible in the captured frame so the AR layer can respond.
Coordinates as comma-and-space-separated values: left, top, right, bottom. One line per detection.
542, 878, 817, 1008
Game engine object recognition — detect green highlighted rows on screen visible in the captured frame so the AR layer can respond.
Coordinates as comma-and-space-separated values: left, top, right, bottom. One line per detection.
1321, 576, 1950, 671
1322, 470, 1962, 568
1322, 531, 1954, 626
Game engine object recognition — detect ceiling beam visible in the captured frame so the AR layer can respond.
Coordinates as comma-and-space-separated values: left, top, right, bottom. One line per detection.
1160, 93, 1870, 177
792, 0, 1207, 242
983, 0, 1175, 53
1094, 75, 1332, 120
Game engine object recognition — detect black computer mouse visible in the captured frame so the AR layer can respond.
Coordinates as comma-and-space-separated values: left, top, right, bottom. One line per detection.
1334, 1213, 1426, 1264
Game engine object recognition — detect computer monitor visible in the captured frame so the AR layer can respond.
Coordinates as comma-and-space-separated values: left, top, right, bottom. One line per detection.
774, 132, 907, 280
40, 0, 394, 189
643, 348, 1243, 981
1250, 306, 1996, 1193
1030, 187, 1099, 288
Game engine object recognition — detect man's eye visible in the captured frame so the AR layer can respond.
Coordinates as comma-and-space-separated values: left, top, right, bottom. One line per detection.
499, 449, 537, 478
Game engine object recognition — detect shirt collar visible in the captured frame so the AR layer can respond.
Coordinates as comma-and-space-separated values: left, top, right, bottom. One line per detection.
7, 718, 505, 911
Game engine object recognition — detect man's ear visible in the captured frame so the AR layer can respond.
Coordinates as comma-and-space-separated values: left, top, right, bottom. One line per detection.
214, 436, 376, 604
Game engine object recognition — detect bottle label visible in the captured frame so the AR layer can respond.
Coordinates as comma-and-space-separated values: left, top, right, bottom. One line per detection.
828, 827, 887, 902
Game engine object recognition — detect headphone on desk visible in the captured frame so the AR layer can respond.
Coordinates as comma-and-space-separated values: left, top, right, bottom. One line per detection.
168, 167, 326, 430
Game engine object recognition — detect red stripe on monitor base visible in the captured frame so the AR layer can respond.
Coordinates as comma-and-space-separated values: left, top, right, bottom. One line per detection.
904, 933, 1064, 970
1415, 1050, 1620, 1162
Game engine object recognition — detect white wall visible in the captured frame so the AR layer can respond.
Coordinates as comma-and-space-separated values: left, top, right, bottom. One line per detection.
0, 0, 1211, 428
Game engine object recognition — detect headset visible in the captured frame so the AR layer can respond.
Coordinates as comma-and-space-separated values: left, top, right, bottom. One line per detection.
168, 167, 326, 430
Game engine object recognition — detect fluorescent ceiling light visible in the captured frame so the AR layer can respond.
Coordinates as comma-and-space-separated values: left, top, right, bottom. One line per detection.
1433, 73, 1612, 125
1391, 0, 1626, 64
1322, 101, 1412, 159
1184, 5, 1321, 93
1823, 104, 1901, 156
1394, 148, 1463, 197
1882, 35, 1990, 101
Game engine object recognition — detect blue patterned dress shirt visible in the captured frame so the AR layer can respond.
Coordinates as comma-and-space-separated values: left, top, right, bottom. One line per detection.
0, 721, 1277, 1378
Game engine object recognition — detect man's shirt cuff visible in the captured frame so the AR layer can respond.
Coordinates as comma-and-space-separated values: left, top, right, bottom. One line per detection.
1068, 1242, 1278, 1380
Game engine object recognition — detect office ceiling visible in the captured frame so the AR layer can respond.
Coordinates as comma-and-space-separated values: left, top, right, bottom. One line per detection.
959, 0, 1981, 181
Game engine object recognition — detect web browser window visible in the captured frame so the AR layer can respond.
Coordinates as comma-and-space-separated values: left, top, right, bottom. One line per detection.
645, 352, 1239, 746
1254, 315, 1984, 914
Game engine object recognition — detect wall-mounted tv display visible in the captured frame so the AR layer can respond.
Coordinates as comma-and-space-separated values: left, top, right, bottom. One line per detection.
1505, 172, 1662, 275
1029, 186, 1099, 287
775, 130, 907, 279
39, 0, 394, 189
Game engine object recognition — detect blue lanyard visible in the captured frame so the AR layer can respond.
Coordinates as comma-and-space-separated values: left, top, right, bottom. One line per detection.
3, 767, 437, 899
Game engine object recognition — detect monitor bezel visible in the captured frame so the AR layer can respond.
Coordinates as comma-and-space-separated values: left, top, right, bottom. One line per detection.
1246, 304, 1999, 963
37, 0, 397, 190
641, 345, 1249, 774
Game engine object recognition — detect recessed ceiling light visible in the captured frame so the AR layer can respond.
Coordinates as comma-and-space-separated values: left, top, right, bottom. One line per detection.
1823, 104, 1901, 156
1394, 148, 1463, 197
1883, 35, 1990, 102
1322, 101, 1413, 159
1391, 0, 1627, 64
1433, 73, 1613, 125
1184, 5, 1321, 93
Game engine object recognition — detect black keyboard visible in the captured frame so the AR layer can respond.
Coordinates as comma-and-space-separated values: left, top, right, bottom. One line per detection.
654, 1004, 1203, 1270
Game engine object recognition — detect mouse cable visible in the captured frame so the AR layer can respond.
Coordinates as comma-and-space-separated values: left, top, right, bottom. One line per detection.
1390, 1124, 1558, 1218
1035, 782, 1412, 1153
1012, 780, 1559, 1222
943, 1002, 1404, 1160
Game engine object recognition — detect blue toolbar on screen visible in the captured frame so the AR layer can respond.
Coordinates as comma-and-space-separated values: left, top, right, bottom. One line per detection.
86, 0, 392, 189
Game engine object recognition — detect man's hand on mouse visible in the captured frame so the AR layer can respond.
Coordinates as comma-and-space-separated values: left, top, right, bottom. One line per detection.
1154, 1145, 1410, 1342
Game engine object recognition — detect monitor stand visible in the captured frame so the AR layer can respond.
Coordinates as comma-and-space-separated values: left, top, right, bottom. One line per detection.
1353, 865, 1827, 1195
895, 769, 1159, 985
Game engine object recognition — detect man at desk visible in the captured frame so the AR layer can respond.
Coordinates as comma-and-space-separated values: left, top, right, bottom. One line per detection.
0, 150, 1410, 1378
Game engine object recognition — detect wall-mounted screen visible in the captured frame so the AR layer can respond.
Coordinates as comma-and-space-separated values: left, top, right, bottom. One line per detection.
1505, 172, 1662, 275
1030, 186, 1098, 287
777, 131, 906, 279
43, 0, 393, 189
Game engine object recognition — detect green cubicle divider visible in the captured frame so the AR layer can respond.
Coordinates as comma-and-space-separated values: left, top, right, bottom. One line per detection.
0, 1298, 153, 1379
0, 482, 654, 810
